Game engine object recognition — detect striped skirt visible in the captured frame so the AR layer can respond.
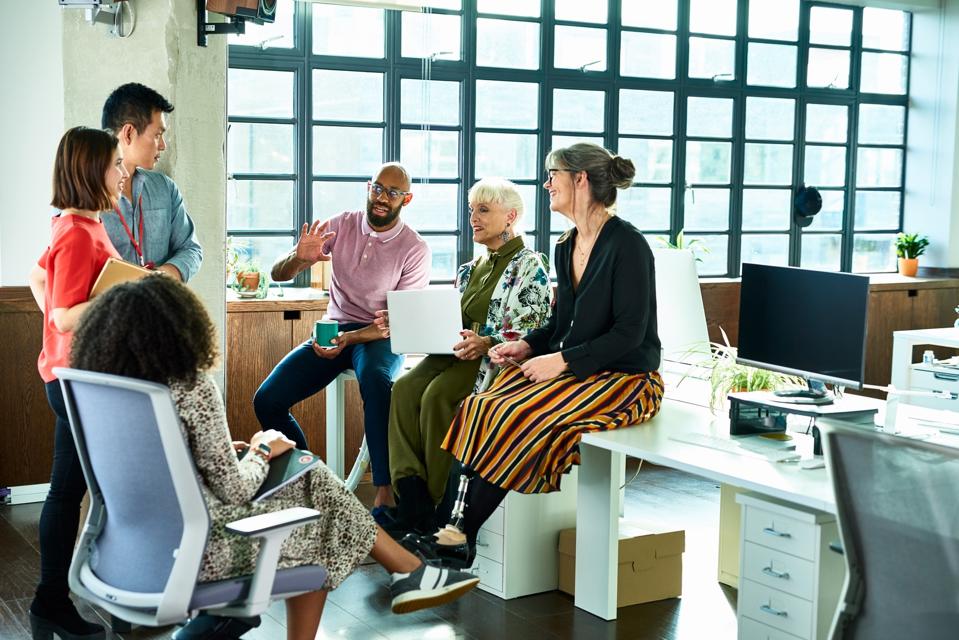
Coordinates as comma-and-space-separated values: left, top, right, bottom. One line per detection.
441, 366, 664, 494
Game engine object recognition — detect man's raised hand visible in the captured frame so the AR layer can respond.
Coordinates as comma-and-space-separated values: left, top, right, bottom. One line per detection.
295, 220, 335, 264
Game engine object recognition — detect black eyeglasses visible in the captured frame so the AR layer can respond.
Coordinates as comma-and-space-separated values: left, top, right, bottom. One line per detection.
544, 168, 580, 184
369, 182, 411, 200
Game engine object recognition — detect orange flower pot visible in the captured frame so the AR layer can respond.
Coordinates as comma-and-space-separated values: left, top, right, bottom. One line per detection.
898, 257, 918, 277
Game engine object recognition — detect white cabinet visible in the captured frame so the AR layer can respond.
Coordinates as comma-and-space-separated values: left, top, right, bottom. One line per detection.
906, 363, 959, 410
474, 468, 577, 599
736, 493, 845, 640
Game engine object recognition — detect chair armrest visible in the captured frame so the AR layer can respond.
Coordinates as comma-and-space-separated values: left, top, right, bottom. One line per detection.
218, 507, 321, 617
225, 507, 320, 537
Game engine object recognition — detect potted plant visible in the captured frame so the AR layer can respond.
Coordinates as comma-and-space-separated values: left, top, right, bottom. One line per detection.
658, 229, 710, 263
895, 232, 929, 277
695, 329, 804, 412
235, 259, 264, 295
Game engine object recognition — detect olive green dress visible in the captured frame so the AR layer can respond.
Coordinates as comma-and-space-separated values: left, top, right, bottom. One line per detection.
388, 236, 525, 503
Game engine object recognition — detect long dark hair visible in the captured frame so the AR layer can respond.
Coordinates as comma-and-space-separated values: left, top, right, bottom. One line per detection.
71, 276, 218, 386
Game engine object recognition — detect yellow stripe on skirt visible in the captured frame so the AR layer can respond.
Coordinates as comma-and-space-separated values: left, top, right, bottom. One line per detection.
441, 366, 664, 494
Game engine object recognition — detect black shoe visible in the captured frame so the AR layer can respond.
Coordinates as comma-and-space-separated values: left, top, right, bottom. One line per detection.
171, 613, 261, 640
400, 533, 475, 569
29, 596, 105, 640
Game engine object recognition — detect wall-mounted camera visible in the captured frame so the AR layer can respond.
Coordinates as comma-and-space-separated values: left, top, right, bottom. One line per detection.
205, 0, 276, 25
58, 0, 135, 37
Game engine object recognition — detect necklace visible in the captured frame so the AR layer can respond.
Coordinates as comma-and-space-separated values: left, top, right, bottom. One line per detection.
575, 214, 610, 268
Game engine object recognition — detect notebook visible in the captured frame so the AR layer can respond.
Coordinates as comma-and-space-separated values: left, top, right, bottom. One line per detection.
89, 257, 153, 298
238, 447, 321, 502
387, 288, 462, 355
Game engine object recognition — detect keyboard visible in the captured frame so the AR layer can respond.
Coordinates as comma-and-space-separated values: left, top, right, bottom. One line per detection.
669, 433, 800, 462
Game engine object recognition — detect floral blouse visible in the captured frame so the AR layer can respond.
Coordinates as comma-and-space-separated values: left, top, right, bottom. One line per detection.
455, 245, 552, 392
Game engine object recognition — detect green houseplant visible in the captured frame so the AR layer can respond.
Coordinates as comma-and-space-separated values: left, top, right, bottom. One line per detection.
895, 233, 929, 277
234, 259, 265, 296
698, 329, 804, 412
658, 229, 710, 263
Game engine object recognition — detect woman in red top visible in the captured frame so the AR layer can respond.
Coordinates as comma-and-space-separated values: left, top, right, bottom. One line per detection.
27, 126, 128, 640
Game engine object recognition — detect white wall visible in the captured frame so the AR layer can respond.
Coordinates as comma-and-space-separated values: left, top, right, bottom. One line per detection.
0, 4, 63, 286
905, 0, 959, 267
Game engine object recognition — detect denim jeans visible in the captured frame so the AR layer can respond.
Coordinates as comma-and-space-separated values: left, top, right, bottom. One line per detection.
37, 380, 88, 596
253, 323, 403, 486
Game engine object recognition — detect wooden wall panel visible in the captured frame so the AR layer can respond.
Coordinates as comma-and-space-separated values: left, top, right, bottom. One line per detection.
700, 281, 740, 347
225, 311, 290, 442
0, 289, 53, 486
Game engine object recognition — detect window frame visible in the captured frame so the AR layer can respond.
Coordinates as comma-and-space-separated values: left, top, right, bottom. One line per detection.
227, 0, 911, 283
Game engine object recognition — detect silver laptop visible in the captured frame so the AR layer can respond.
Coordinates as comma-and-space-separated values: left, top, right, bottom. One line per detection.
387, 288, 462, 355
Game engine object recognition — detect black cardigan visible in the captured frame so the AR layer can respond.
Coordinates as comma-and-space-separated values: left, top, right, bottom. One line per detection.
524, 216, 661, 379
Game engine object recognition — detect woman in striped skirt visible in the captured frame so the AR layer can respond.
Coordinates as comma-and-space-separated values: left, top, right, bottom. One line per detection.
417, 142, 665, 567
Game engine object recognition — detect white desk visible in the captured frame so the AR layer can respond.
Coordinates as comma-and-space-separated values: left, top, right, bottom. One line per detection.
573, 398, 837, 621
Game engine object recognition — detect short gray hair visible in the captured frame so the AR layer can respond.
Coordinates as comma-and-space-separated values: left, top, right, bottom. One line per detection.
468, 177, 526, 234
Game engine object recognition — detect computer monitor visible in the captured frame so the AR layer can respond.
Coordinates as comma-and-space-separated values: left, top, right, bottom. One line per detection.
737, 263, 870, 404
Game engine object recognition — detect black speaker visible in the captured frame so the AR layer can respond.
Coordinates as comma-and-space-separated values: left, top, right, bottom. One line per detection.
206, 0, 276, 24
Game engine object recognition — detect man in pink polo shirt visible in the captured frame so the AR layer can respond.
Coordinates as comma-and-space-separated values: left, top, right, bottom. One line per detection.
254, 162, 430, 518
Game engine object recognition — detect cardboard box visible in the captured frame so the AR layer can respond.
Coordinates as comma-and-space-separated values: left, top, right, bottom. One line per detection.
558, 520, 684, 607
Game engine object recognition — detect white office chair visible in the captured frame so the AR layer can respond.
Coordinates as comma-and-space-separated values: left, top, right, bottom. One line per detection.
56, 367, 329, 630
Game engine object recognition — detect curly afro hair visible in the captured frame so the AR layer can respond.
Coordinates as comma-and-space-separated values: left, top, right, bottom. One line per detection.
70, 275, 218, 385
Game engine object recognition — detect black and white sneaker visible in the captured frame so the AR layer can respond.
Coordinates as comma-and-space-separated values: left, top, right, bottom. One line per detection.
389, 562, 480, 614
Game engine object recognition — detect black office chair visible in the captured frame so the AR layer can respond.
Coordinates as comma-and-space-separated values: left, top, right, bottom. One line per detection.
55, 367, 328, 634
823, 424, 959, 640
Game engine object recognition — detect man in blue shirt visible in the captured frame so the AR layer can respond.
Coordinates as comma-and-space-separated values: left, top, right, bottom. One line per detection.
100, 83, 202, 281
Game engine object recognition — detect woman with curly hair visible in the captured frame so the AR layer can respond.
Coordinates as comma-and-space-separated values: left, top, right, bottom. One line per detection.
69, 275, 479, 640
375, 177, 552, 537
27, 126, 128, 640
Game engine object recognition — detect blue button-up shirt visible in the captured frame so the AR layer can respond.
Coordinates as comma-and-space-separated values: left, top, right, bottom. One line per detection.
101, 168, 203, 282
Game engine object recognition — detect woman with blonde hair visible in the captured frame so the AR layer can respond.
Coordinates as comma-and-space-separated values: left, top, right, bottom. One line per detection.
375, 177, 552, 537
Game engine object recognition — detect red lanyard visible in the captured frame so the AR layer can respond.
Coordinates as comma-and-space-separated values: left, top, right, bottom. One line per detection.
114, 194, 153, 269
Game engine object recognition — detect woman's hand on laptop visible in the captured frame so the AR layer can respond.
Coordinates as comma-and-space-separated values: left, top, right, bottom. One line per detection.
249, 429, 296, 460
489, 340, 532, 366
373, 309, 390, 338
453, 330, 492, 361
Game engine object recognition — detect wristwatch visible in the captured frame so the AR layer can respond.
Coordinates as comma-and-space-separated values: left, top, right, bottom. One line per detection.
251, 442, 272, 462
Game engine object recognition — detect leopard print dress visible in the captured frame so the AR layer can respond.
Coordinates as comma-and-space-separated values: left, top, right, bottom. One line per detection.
168, 373, 377, 589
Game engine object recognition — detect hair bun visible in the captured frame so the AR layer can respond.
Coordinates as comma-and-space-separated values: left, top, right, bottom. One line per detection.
609, 155, 636, 190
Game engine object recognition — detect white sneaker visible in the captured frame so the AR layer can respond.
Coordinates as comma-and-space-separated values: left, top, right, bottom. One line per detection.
389, 562, 480, 614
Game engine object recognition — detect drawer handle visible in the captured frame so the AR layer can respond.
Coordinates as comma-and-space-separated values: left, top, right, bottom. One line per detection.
760, 603, 789, 618
933, 372, 959, 381
762, 566, 790, 580
762, 526, 792, 539
469, 567, 481, 575
476, 541, 489, 548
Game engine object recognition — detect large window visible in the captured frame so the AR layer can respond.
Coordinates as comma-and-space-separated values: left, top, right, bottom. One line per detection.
227, 0, 911, 282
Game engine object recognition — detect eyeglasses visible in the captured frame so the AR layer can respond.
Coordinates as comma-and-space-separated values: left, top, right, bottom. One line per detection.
369, 182, 411, 200
544, 168, 579, 184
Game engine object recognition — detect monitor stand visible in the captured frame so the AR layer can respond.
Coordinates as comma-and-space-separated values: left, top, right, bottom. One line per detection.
773, 379, 833, 405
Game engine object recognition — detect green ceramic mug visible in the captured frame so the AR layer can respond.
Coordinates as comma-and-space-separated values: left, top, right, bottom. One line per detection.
313, 319, 339, 348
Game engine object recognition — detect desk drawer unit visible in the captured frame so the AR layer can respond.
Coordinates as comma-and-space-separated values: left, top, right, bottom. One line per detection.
736, 493, 845, 640
741, 543, 815, 600
739, 615, 805, 640
739, 578, 813, 639
743, 507, 817, 561
908, 364, 959, 410
475, 528, 504, 564
475, 468, 578, 599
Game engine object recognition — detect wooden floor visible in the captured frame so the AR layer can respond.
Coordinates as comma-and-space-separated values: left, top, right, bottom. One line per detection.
0, 462, 737, 640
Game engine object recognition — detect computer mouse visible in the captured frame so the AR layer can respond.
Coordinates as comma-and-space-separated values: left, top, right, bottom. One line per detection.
800, 457, 826, 470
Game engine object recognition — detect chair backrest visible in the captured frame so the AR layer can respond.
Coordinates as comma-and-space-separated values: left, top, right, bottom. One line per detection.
651, 248, 710, 369
56, 368, 209, 613
824, 425, 959, 640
